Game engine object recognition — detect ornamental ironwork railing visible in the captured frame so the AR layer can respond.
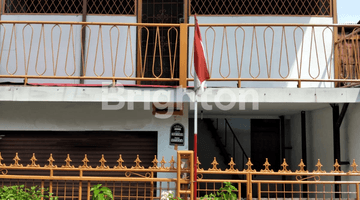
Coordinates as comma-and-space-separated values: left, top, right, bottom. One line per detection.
2, 151, 360, 200
0, 151, 194, 200
188, 23, 359, 88
0, 21, 183, 86
0, 21, 358, 88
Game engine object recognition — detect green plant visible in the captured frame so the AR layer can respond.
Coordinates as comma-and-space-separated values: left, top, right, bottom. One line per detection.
90, 184, 114, 200
167, 192, 183, 200
164, 182, 237, 200
201, 182, 238, 200
0, 185, 58, 200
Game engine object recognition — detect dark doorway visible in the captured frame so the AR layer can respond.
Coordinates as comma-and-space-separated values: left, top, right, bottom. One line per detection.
251, 119, 281, 171
139, 0, 184, 85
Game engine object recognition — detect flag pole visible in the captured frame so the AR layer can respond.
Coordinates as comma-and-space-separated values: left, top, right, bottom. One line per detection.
193, 14, 209, 200
194, 73, 198, 200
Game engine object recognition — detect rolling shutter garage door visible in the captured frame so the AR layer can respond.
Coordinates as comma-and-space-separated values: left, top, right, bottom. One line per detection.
0, 131, 157, 170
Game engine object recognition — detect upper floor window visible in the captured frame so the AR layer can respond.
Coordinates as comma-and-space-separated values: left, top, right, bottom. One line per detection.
190, 0, 332, 16
3, 0, 331, 16
3, 0, 135, 15
87, 0, 135, 15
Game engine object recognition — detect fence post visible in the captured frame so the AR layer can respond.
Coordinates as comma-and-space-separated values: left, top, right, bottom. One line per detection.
179, 23, 188, 88
150, 171, 154, 200
332, 0, 339, 87
357, 183, 359, 200
80, 0, 88, 84
87, 181, 91, 200
177, 151, 181, 198
79, 181, 82, 200
189, 151, 194, 200
334, 35, 340, 87
177, 151, 194, 199
247, 173, 252, 200
41, 180, 44, 200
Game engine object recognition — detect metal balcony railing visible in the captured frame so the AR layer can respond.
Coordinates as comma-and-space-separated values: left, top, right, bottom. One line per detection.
189, 23, 360, 88
0, 21, 358, 88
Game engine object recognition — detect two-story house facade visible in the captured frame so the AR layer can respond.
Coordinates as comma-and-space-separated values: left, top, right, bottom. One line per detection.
0, 0, 360, 197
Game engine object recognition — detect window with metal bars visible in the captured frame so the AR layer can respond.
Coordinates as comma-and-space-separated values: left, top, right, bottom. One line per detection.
3, 0, 135, 15
139, 0, 183, 86
87, 0, 135, 15
190, 0, 332, 16
4, 0, 83, 14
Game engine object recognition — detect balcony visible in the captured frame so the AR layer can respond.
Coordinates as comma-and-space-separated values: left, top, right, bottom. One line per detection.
0, 20, 358, 88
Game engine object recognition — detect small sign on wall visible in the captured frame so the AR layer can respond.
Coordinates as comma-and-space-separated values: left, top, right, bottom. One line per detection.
170, 123, 185, 146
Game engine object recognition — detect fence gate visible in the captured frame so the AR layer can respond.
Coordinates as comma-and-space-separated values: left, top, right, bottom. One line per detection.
176, 150, 194, 200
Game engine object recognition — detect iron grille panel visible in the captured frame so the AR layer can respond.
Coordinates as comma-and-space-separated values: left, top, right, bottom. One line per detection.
87, 0, 135, 15
190, 0, 331, 16
3, 0, 135, 15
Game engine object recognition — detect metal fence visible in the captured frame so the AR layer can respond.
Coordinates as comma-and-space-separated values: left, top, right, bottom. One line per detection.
197, 157, 360, 200
0, 151, 194, 200
2, 151, 360, 200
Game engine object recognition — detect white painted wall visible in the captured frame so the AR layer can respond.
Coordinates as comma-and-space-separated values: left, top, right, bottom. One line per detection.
288, 106, 353, 197
0, 101, 188, 178
289, 113, 307, 171
0, 15, 83, 84
188, 16, 334, 88
289, 105, 349, 178
344, 103, 360, 182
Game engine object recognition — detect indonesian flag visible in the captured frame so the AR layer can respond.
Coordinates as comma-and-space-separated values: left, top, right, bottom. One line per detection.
194, 15, 210, 92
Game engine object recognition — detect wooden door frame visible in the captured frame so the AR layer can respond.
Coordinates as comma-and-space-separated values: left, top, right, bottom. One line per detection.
136, 0, 142, 84
135, 0, 188, 85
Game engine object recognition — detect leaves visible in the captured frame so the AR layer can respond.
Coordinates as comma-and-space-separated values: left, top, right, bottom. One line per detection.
200, 182, 237, 200
164, 182, 238, 200
91, 184, 114, 200
0, 185, 58, 200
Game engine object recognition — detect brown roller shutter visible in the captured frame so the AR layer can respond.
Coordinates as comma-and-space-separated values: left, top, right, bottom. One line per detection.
0, 131, 158, 199
0, 131, 157, 169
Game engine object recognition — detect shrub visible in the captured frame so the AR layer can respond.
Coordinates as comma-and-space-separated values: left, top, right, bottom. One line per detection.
163, 182, 238, 200
0, 185, 58, 200
90, 184, 114, 200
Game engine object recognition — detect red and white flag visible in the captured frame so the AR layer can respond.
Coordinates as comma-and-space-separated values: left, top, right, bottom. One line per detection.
194, 15, 210, 92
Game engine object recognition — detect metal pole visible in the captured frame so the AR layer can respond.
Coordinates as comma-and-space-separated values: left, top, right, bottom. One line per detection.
301, 111, 307, 168
194, 94, 198, 200
280, 116, 286, 164
301, 111, 308, 197
179, 24, 188, 88
331, 104, 341, 198
80, 0, 88, 84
